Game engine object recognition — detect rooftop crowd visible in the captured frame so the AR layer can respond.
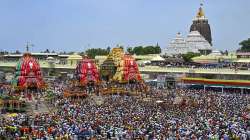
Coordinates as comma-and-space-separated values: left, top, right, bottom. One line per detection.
0, 83, 249, 139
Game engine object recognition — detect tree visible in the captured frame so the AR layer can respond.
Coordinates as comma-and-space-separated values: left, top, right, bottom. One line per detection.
155, 43, 161, 54
119, 46, 124, 50
144, 46, 155, 54
68, 52, 75, 55
133, 46, 144, 55
224, 50, 228, 56
129, 45, 161, 55
239, 38, 250, 52
155, 45, 161, 54
127, 47, 134, 54
107, 46, 111, 53
79, 52, 85, 56
85, 48, 109, 59
182, 52, 200, 62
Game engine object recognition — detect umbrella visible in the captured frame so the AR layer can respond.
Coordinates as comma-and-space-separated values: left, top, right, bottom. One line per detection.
156, 100, 164, 103
7, 113, 18, 117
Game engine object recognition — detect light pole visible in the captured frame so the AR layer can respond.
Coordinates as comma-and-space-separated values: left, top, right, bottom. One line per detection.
25, 42, 34, 52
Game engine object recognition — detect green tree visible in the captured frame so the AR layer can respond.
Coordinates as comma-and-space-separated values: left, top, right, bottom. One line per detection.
79, 52, 85, 56
224, 50, 229, 56
127, 47, 134, 54
85, 48, 109, 59
155, 45, 161, 54
144, 46, 155, 54
130, 45, 161, 55
133, 46, 144, 55
119, 46, 124, 50
182, 52, 200, 62
239, 38, 250, 52
68, 52, 75, 55
107, 46, 111, 53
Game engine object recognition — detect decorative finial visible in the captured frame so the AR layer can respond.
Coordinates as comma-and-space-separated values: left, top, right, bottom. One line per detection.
177, 32, 182, 37
196, 2, 205, 18
200, 0, 205, 6
26, 42, 29, 52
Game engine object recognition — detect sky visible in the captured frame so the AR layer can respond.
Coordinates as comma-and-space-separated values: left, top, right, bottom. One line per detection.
0, 0, 249, 53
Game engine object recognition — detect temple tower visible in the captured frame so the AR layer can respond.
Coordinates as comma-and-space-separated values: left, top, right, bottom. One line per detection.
190, 3, 212, 45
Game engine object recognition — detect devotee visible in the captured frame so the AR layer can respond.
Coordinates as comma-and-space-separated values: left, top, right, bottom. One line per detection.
0, 84, 249, 139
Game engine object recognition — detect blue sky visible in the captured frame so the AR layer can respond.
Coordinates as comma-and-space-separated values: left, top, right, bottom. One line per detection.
0, 0, 249, 52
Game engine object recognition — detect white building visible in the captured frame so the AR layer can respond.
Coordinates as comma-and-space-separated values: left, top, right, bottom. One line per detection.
164, 31, 212, 56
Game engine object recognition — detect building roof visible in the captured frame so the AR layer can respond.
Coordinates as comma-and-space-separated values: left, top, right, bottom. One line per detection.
67, 53, 82, 60
186, 31, 212, 50
134, 54, 158, 60
31, 53, 58, 56
236, 52, 250, 56
210, 50, 222, 56
58, 54, 70, 57
165, 31, 212, 55
4, 53, 59, 57
95, 55, 107, 59
4, 54, 22, 57
46, 56, 55, 60
151, 55, 165, 62
235, 59, 250, 63
165, 57, 184, 63
169, 33, 186, 48
192, 53, 237, 64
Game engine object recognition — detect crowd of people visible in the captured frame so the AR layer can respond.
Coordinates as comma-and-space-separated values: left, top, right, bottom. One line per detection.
153, 60, 250, 71
0, 82, 249, 139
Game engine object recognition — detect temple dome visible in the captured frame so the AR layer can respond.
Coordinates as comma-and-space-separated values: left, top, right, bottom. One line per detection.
186, 31, 212, 51
169, 32, 186, 46
165, 31, 212, 56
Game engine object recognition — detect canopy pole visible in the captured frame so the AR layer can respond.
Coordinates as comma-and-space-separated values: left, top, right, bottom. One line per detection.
241, 88, 244, 94
222, 87, 224, 94
204, 85, 206, 92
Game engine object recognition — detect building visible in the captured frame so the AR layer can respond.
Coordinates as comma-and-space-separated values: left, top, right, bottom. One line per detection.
234, 52, 250, 64
165, 31, 212, 56
1, 53, 69, 65
165, 33, 187, 55
164, 4, 212, 56
192, 51, 236, 64
150, 55, 165, 66
190, 3, 212, 45
67, 53, 82, 66
185, 31, 212, 55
